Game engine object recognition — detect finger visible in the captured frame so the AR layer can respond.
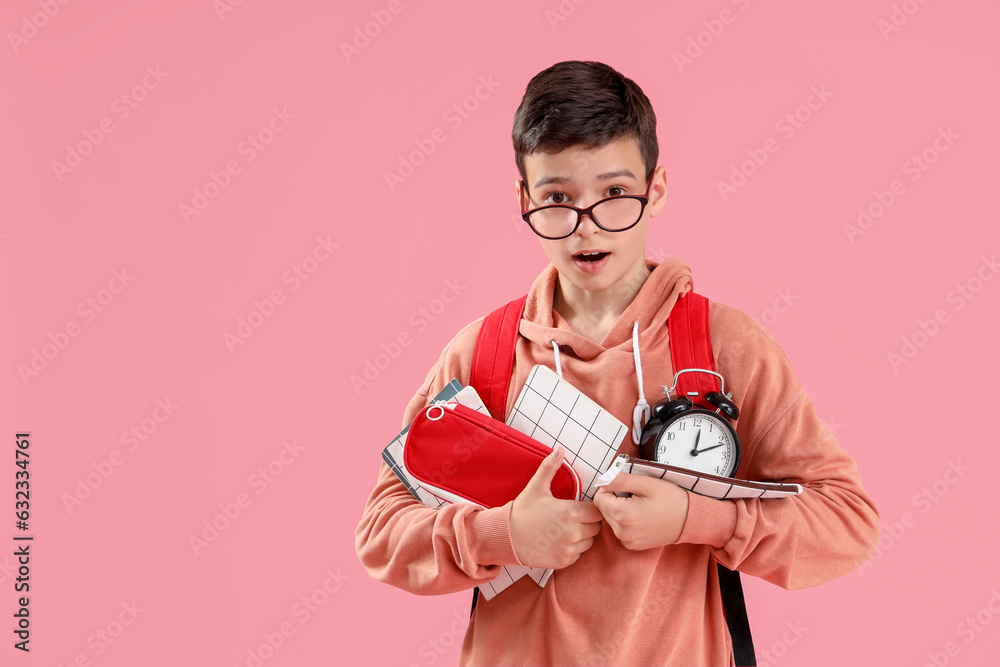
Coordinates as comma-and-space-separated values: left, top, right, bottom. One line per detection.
581, 521, 601, 539
592, 491, 632, 523
604, 472, 669, 498
592, 490, 625, 515
574, 536, 596, 554
522, 445, 565, 497
562, 516, 602, 541
593, 486, 631, 507
574, 501, 604, 524
598, 471, 635, 493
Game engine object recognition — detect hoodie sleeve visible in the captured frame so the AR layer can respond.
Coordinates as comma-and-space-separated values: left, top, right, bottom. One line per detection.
354, 320, 525, 596
674, 303, 880, 590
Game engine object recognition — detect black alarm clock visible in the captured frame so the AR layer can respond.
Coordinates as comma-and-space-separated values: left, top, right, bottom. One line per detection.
639, 369, 741, 477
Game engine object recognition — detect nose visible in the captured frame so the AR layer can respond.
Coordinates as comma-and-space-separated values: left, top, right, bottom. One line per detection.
575, 210, 601, 235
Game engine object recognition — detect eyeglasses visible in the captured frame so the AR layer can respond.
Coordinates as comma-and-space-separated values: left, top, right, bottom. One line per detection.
520, 173, 653, 240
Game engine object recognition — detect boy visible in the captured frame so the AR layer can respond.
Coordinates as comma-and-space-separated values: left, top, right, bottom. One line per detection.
356, 60, 879, 666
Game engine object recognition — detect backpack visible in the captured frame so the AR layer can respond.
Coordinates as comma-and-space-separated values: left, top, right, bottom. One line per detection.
467, 291, 757, 666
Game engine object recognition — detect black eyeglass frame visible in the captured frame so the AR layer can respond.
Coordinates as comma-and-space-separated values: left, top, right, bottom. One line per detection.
519, 172, 655, 240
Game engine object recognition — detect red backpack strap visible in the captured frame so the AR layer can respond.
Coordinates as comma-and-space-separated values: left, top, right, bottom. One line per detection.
668, 291, 719, 409
469, 295, 527, 420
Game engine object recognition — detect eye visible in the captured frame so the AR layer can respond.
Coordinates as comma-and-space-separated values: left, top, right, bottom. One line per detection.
606, 185, 627, 197
544, 191, 569, 205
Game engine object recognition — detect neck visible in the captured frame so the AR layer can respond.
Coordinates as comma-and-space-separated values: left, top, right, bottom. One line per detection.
553, 261, 652, 333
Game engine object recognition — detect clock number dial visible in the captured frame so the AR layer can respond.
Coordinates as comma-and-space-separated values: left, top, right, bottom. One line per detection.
652, 411, 738, 477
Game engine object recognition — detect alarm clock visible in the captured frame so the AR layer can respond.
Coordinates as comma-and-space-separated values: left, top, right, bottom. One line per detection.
639, 369, 741, 478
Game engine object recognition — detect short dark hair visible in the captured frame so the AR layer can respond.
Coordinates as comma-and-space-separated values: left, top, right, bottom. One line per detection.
512, 61, 658, 183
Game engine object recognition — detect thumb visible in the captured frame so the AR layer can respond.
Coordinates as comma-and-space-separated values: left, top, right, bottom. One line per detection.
598, 470, 646, 497
597, 468, 629, 495
522, 445, 565, 497
599, 471, 664, 498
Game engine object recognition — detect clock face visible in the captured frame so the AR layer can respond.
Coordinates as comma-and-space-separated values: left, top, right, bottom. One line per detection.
653, 410, 739, 477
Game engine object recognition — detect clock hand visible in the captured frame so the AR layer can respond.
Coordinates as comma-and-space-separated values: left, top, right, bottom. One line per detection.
697, 443, 727, 453
690, 429, 702, 456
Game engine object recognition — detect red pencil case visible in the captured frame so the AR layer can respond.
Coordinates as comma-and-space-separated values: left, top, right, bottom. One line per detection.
404, 402, 581, 508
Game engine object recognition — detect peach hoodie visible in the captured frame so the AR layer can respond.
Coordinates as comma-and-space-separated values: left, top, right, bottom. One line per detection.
355, 258, 879, 666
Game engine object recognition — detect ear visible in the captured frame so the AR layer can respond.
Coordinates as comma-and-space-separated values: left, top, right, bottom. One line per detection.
647, 166, 668, 218
514, 178, 528, 213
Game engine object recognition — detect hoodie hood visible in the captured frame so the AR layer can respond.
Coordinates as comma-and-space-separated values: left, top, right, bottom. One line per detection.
519, 257, 694, 360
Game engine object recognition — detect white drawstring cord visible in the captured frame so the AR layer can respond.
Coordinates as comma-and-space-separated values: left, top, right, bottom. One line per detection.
550, 340, 564, 379
631, 321, 650, 445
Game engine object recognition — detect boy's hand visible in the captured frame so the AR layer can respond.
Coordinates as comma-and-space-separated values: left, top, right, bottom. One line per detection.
509, 446, 603, 569
593, 472, 689, 551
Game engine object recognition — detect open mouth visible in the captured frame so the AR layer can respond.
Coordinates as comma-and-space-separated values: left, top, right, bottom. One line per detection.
573, 251, 610, 262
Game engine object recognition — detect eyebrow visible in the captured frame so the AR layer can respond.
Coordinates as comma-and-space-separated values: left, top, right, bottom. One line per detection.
533, 168, 638, 189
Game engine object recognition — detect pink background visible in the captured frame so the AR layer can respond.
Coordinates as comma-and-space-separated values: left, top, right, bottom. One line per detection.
3, 1, 999, 665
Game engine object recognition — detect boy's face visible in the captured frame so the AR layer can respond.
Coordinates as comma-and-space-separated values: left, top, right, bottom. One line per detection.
516, 137, 667, 301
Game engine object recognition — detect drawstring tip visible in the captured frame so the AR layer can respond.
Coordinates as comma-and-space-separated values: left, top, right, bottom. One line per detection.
550, 340, 564, 379
632, 399, 650, 445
